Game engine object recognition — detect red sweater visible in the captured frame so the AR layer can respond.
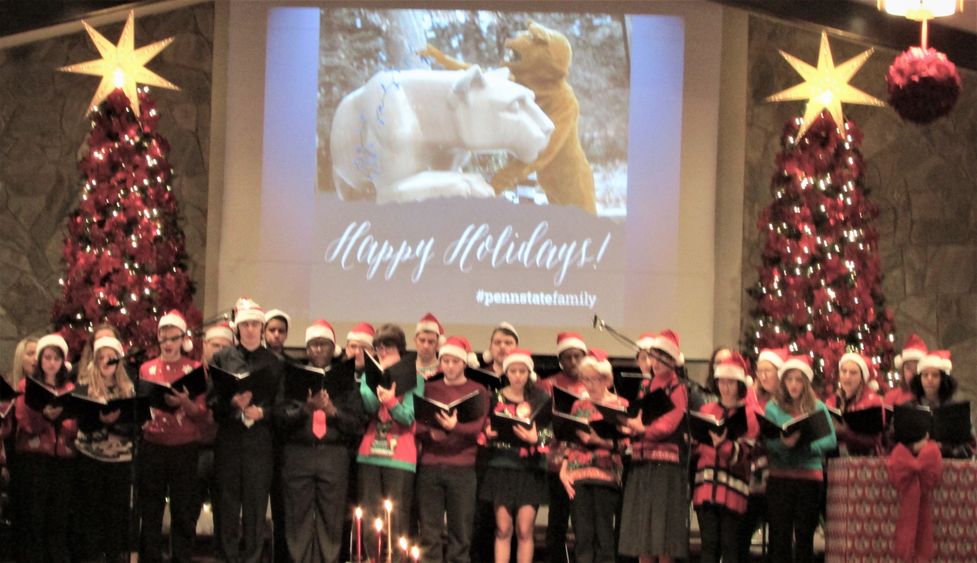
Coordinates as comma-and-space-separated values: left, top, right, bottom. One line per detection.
417, 378, 489, 467
15, 378, 78, 458
630, 370, 687, 464
565, 395, 627, 487
692, 402, 759, 514
140, 357, 209, 446
884, 386, 914, 407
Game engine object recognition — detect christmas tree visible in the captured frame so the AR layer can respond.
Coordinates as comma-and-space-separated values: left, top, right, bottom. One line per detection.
51, 88, 200, 358
745, 111, 896, 392
746, 32, 898, 393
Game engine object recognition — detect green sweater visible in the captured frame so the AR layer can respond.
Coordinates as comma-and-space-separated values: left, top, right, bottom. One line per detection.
763, 400, 837, 478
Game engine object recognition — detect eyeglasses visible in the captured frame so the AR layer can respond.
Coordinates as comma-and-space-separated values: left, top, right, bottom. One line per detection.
158, 335, 183, 345
308, 341, 331, 350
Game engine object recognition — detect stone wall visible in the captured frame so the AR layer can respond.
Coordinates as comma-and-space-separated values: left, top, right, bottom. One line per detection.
741, 15, 977, 400
0, 4, 213, 372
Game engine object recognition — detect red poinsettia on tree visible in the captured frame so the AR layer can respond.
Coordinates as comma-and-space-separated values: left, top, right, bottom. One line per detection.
745, 112, 896, 394
51, 88, 200, 358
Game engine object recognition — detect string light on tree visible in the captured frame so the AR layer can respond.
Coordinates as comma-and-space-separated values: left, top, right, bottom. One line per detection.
745, 31, 896, 393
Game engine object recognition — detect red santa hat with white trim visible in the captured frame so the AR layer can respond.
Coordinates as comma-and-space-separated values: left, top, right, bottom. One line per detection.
635, 332, 656, 352
579, 347, 613, 382
502, 348, 536, 381
93, 336, 125, 359
757, 347, 789, 371
232, 297, 265, 327
556, 331, 588, 355
159, 309, 193, 352
415, 312, 446, 345
894, 334, 927, 370
306, 320, 343, 357
778, 353, 814, 382
36, 332, 70, 360
205, 321, 235, 344
439, 335, 479, 368
714, 353, 749, 384
838, 351, 871, 382
650, 329, 684, 367
346, 322, 376, 349
916, 349, 952, 374
264, 309, 291, 328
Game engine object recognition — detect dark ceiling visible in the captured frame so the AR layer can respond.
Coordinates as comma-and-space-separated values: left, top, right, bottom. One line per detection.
1, 0, 974, 69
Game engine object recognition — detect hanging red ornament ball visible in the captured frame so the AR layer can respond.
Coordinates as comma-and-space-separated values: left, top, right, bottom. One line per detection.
886, 47, 962, 124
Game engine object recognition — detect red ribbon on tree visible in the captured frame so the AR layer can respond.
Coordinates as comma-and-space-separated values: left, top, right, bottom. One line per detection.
886, 442, 943, 562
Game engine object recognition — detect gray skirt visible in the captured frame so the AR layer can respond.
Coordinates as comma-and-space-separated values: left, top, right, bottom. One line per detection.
618, 462, 690, 558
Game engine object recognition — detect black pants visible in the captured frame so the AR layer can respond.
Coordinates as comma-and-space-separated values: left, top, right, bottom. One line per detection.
696, 504, 740, 563
195, 445, 220, 548
545, 471, 571, 563
358, 463, 414, 541
77, 455, 133, 560
15, 453, 74, 563
766, 477, 821, 563
216, 433, 274, 563
282, 444, 350, 563
737, 493, 767, 562
139, 442, 199, 563
570, 483, 619, 563
416, 464, 477, 563
272, 440, 288, 563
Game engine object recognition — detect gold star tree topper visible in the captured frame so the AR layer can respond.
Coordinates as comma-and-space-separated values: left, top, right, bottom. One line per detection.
59, 11, 178, 117
766, 31, 885, 139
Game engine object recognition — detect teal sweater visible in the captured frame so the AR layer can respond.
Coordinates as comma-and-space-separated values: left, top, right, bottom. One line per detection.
357, 375, 426, 472
763, 400, 837, 478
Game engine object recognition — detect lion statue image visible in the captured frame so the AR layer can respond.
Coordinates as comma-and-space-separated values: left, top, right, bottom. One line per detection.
330, 65, 554, 204
420, 20, 597, 214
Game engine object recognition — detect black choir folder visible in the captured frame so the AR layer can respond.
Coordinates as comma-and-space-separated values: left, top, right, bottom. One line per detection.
70, 389, 151, 426
24, 376, 74, 413
689, 407, 748, 444
139, 365, 209, 412
491, 401, 551, 444
364, 354, 417, 397
757, 408, 832, 445
414, 391, 485, 428
283, 360, 353, 401
826, 404, 892, 435
424, 367, 508, 391
893, 402, 972, 445
0, 377, 19, 418
551, 410, 622, 443
209, 365, 277, 405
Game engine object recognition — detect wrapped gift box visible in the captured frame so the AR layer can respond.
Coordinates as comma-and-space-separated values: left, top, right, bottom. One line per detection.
826, 456, 977, 561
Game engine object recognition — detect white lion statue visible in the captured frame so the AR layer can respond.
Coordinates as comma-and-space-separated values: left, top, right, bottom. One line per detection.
330, 66, 554, 204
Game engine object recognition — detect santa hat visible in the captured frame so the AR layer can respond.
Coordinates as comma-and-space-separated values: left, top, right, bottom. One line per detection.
36, 333, 69, 360
757, 347, 789, 370
233, 297, 265, 327
635, 332, 656, 352
778, 354, 814, 382
502, 348, 536, 381
264, 309, 291, 328
306, 320, 343, 357
93, 336, 125, 359
483, 321, 519, 364
415, 312, 446, 345
917, 350, 952, 374
439, 336, 479, 368
714, 353, 748, 384
346, 322, 376, 348
838, 352, 871, 382
579, 347, 613, 381
894, 334, 928, 370
159, 309, 193, 352
205, 322, 234, 343
650, 330, 684, 367
556, 331, 588, 355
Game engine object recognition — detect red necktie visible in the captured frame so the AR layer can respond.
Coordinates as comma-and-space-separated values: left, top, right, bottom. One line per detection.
312, 409, 327, 439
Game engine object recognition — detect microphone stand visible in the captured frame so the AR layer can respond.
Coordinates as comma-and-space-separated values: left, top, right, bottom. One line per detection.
592, 315, 640, 351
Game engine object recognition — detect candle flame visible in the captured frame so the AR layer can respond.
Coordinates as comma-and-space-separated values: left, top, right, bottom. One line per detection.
374, 517, 383, 532
384, 499, 393, 512
399, 537, 409, 550
411, 546, 420, 560
355, 506, 363, 519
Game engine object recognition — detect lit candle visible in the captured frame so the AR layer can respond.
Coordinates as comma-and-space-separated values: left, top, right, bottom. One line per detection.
399, 537, 409, 561
374, 518, 384, 563
384, 499, 393, 562
410, 545, 420, 562
354, 506, 363, 563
